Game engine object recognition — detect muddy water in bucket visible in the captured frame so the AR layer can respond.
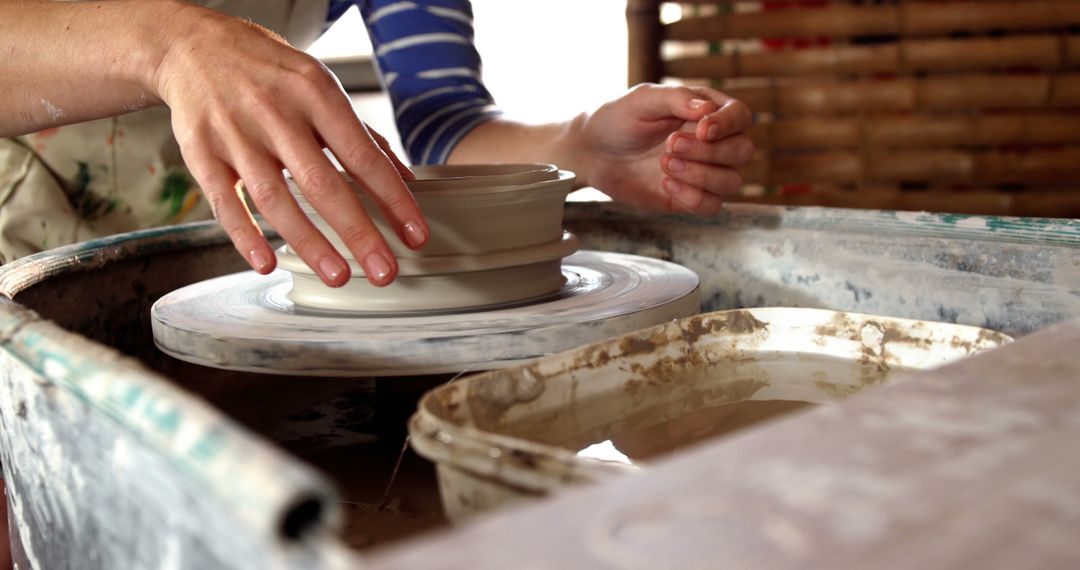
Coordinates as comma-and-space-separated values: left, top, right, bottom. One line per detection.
410, 308, 1012, 521
576, 354, 909, 464
579, 400, 817, 465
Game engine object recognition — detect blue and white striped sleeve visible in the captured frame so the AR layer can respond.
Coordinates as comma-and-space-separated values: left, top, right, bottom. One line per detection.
352, 0, 502, 165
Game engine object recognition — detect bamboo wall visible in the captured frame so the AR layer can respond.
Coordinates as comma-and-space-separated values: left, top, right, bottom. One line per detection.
628, 0, 1080, 217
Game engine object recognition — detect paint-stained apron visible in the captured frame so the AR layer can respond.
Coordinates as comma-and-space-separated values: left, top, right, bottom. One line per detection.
0, 0, 329, 263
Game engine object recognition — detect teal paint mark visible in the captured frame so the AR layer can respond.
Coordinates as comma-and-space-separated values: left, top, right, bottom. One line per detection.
19, 329, 184, 440
107, 382, 143, 411
142, 398, 182, 435
899, 212, 1080, 240
190, 427, 228, 463
0, 325, 287, 506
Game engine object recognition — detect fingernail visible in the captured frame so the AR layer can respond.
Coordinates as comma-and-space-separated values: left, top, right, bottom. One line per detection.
672, 137, 692, 154
665, 180, 700, 209
403, 221, 427, 249
364, 251, 393, 283
667, 157, 686, 173
250, 248, 273, 273
319, 256, 347, 283
707, 124, 720, 142
688, 98, 708, 110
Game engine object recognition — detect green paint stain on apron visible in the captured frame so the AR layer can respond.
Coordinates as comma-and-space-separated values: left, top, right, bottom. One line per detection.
160, 169, 193, 219
67, 161, 118, 220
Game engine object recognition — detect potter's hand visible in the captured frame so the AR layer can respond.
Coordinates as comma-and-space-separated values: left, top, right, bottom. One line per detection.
153, 5, 428, 287
578, 83, 753, 216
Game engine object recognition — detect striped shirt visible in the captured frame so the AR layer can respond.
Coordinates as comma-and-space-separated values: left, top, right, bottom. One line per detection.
328, 0, 501, 165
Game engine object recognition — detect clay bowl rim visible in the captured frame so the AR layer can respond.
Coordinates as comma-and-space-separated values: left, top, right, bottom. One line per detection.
407, 163, 560, 192
290, 169, 577, 209
285, 163, 561, 196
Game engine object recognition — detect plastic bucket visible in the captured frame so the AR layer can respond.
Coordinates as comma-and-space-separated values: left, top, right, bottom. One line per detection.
409, 307, 1011, 521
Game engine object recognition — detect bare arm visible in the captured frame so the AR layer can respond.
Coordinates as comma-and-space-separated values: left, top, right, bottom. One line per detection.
448, 117, 586, 180
0, 0, 429, 287
0, 0, 175, 136
448, 84, 754, 216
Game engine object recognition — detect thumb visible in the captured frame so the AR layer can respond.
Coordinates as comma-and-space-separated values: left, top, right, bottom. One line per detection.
626, 83, 719, 123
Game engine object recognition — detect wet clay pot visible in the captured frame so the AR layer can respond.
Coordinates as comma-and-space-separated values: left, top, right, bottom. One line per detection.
279, 164, 579, 312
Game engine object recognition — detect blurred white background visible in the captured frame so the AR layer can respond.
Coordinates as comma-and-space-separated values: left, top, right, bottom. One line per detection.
307, 1, 629, 163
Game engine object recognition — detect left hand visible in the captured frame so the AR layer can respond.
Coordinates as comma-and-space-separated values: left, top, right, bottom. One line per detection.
575, 83, 753, 216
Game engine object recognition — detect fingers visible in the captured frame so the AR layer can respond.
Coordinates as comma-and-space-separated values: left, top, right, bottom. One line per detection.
610, 84, 753, 216
313, 101, 429, 251
662, 152, 744, 192
275, 127, 400, 287
227, 136, 352, 288
624, 83, 721, 123
658, 88, 754, 217
658, 157, 744, 216
368, 125, 415, 182
661, 154, 742, 216
689, 89, 753, 143
163, 22, 425, 288
662, 177, 725, 217
181, 143, 276, 274
666, 132, 754, 166
660, 130, 752, 216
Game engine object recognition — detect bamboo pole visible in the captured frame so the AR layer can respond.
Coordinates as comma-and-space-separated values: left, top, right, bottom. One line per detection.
664, 35, 1073, 79
739, 147, 1080, 185
667, 4, 898, 41
727, 74, 1080, 114
751, 113, 1080, 150
665, 1, 1080, 41
627, 0, 663, 86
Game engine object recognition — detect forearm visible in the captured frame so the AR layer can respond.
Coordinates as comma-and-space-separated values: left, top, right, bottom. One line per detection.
0, 0, 183, 137
447, 114, 593, 187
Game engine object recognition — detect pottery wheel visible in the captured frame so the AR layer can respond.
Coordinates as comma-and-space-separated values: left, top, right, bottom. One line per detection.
151, 251, 700, 377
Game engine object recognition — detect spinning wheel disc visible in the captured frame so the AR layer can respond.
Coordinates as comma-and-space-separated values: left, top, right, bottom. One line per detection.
151, 251, 700, 377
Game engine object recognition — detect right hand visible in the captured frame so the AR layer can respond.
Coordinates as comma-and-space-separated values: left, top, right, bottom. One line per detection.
573, 84, 753, 217
151, 4, 428, 287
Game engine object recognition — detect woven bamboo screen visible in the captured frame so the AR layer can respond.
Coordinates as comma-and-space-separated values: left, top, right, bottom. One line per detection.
628, 0, 1080, 217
